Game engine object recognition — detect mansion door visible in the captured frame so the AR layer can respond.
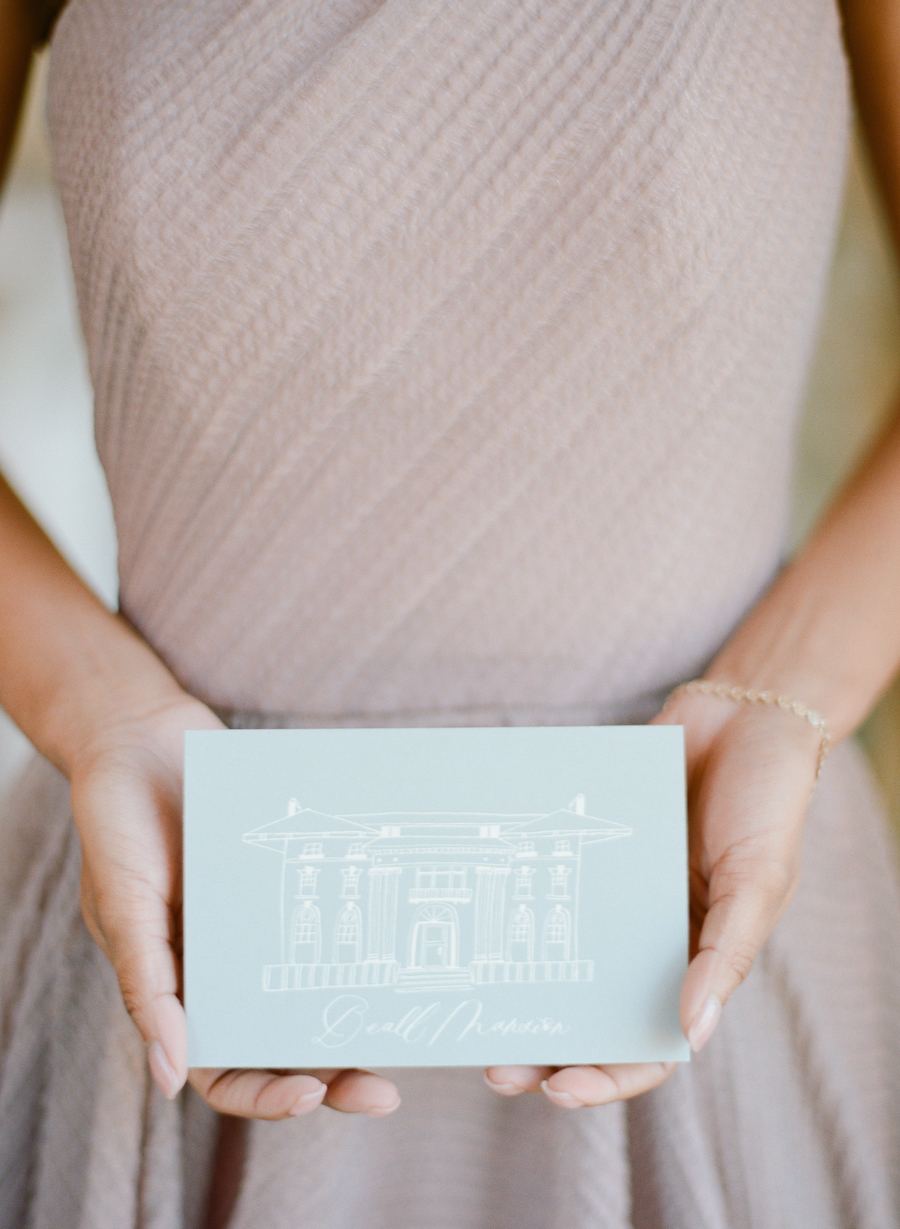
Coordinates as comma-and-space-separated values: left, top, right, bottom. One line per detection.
410, 904, 459, 969
422, 924, 450, 966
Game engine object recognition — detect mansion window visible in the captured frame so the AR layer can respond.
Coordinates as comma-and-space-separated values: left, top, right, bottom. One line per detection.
333, 902, 362, 963
513, 866, 535, 899
302, 842, 323, 858
548, 865, 571, 898
341, 866, 361, 898
347, 843, 366, 858
516, 840, 535, 856
416, 865, 467, 891
291, 902, 321, 964
542, 906, 571, 961
507, 905, 535, 962
479, 825, 501, 837
553, 839, 572, 856
297, 866, 319, 897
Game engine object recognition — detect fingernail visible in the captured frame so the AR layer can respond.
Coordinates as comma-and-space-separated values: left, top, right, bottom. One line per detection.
540, 1080, 584, 1109
148, 1041, 180, 1100
688, 994, 722, 1052
366, 1097, 401, 1118
290, 1082, 326, 1115
483, 1072, 525, 1096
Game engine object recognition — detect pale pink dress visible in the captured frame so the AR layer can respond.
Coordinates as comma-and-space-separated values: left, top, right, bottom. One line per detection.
2, 0, 900, 1225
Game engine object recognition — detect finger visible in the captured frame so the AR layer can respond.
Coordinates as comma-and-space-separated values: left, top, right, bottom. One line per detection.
318, 1069, 401, 1117
87, 872, 188, 1097
484, 1065, 556, 1095
541, 1062, 677, 1108
680, 947, 722, 1052
681, 844, 798, 1051
190, 1068, 327, 1119
113, 934, 188, 1097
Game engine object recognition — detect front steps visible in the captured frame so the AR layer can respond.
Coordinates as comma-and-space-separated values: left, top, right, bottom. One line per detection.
394, 967, 474, 992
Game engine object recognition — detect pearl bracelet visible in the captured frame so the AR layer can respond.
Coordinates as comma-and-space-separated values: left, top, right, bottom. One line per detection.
665, 679, 832, 779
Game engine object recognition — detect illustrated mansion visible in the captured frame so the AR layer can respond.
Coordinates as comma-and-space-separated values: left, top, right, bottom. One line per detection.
244, 796, 631, 993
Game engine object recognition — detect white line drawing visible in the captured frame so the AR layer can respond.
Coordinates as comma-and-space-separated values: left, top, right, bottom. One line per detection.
243, 795, 631, 994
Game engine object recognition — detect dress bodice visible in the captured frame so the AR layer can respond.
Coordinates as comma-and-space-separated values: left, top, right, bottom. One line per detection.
47, 0, 848, 718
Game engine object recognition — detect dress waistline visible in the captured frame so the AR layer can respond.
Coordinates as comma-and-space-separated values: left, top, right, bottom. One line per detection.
215, 690, 670, 731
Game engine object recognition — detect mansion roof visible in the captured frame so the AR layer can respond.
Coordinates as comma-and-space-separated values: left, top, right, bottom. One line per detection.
244, 797, 631, 852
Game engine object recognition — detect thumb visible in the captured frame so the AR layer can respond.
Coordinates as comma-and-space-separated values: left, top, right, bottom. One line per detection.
89, 881, 188, 1099
679, 843, 797, 1052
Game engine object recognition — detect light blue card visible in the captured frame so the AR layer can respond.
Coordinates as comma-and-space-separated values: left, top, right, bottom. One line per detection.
184, 726, 689, 1068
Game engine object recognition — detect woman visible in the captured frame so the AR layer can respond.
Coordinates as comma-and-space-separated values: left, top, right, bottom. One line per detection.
1, 0, 900, 1225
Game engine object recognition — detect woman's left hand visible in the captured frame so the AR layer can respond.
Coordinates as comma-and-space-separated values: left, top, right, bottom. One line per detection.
483, 686, 822, 1108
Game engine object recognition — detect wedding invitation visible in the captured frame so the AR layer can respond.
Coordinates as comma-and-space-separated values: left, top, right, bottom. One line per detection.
184, 725, 690, 1068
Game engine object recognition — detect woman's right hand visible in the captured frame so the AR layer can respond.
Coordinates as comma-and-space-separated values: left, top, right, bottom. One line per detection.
69, 687, 401, 1120
0, 455, 399, 1120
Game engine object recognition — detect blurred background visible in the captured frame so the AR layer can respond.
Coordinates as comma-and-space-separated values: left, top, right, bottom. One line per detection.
0, 50, 898, 825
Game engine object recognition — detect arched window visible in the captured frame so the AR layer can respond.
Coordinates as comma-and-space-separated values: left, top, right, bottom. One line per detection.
541, 906, 570, 962
291, 902, 321, 964
333, 902, 362, 963
506, 905, 534, 962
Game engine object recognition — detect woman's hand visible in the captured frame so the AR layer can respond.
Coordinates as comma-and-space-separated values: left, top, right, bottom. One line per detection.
484, 687, 822, 1108
0, 472, 400, 1120
69, 687, 400, 1120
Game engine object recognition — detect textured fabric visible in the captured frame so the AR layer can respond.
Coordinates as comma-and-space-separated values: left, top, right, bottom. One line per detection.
2, 0, 900, 1224
48, 0, 846, 719
3, 743, 900, 1228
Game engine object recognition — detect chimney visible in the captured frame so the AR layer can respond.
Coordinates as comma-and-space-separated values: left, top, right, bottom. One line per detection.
570, 794, 585, 815
288, 798, 301, 815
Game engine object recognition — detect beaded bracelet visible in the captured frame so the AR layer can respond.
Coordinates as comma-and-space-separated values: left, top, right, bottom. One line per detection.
664, 679, 833, 779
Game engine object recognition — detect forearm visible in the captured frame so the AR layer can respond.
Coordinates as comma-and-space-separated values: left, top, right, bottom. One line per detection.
0, 473, 186, 776
706, 3, 900, 743
708, 405, 900, 742
840, 0, 900, 254
0, 0, 32, 185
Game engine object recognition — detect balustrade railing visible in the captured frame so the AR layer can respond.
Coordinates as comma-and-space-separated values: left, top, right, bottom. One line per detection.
407, 886, 473, 902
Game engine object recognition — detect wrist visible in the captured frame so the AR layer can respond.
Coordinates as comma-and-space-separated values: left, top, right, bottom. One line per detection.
667, 679, 832, 777
35, 613, 190, 778
704, 648, 856, 747
0, 474, 196, 777
703, 570, 872, 745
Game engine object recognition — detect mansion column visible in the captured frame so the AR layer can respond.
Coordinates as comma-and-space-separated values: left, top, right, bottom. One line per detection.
366, 867, 402, 961
474, 867, 509, 960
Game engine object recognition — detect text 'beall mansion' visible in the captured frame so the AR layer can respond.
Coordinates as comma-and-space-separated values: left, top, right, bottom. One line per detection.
244, 796, 631, 993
